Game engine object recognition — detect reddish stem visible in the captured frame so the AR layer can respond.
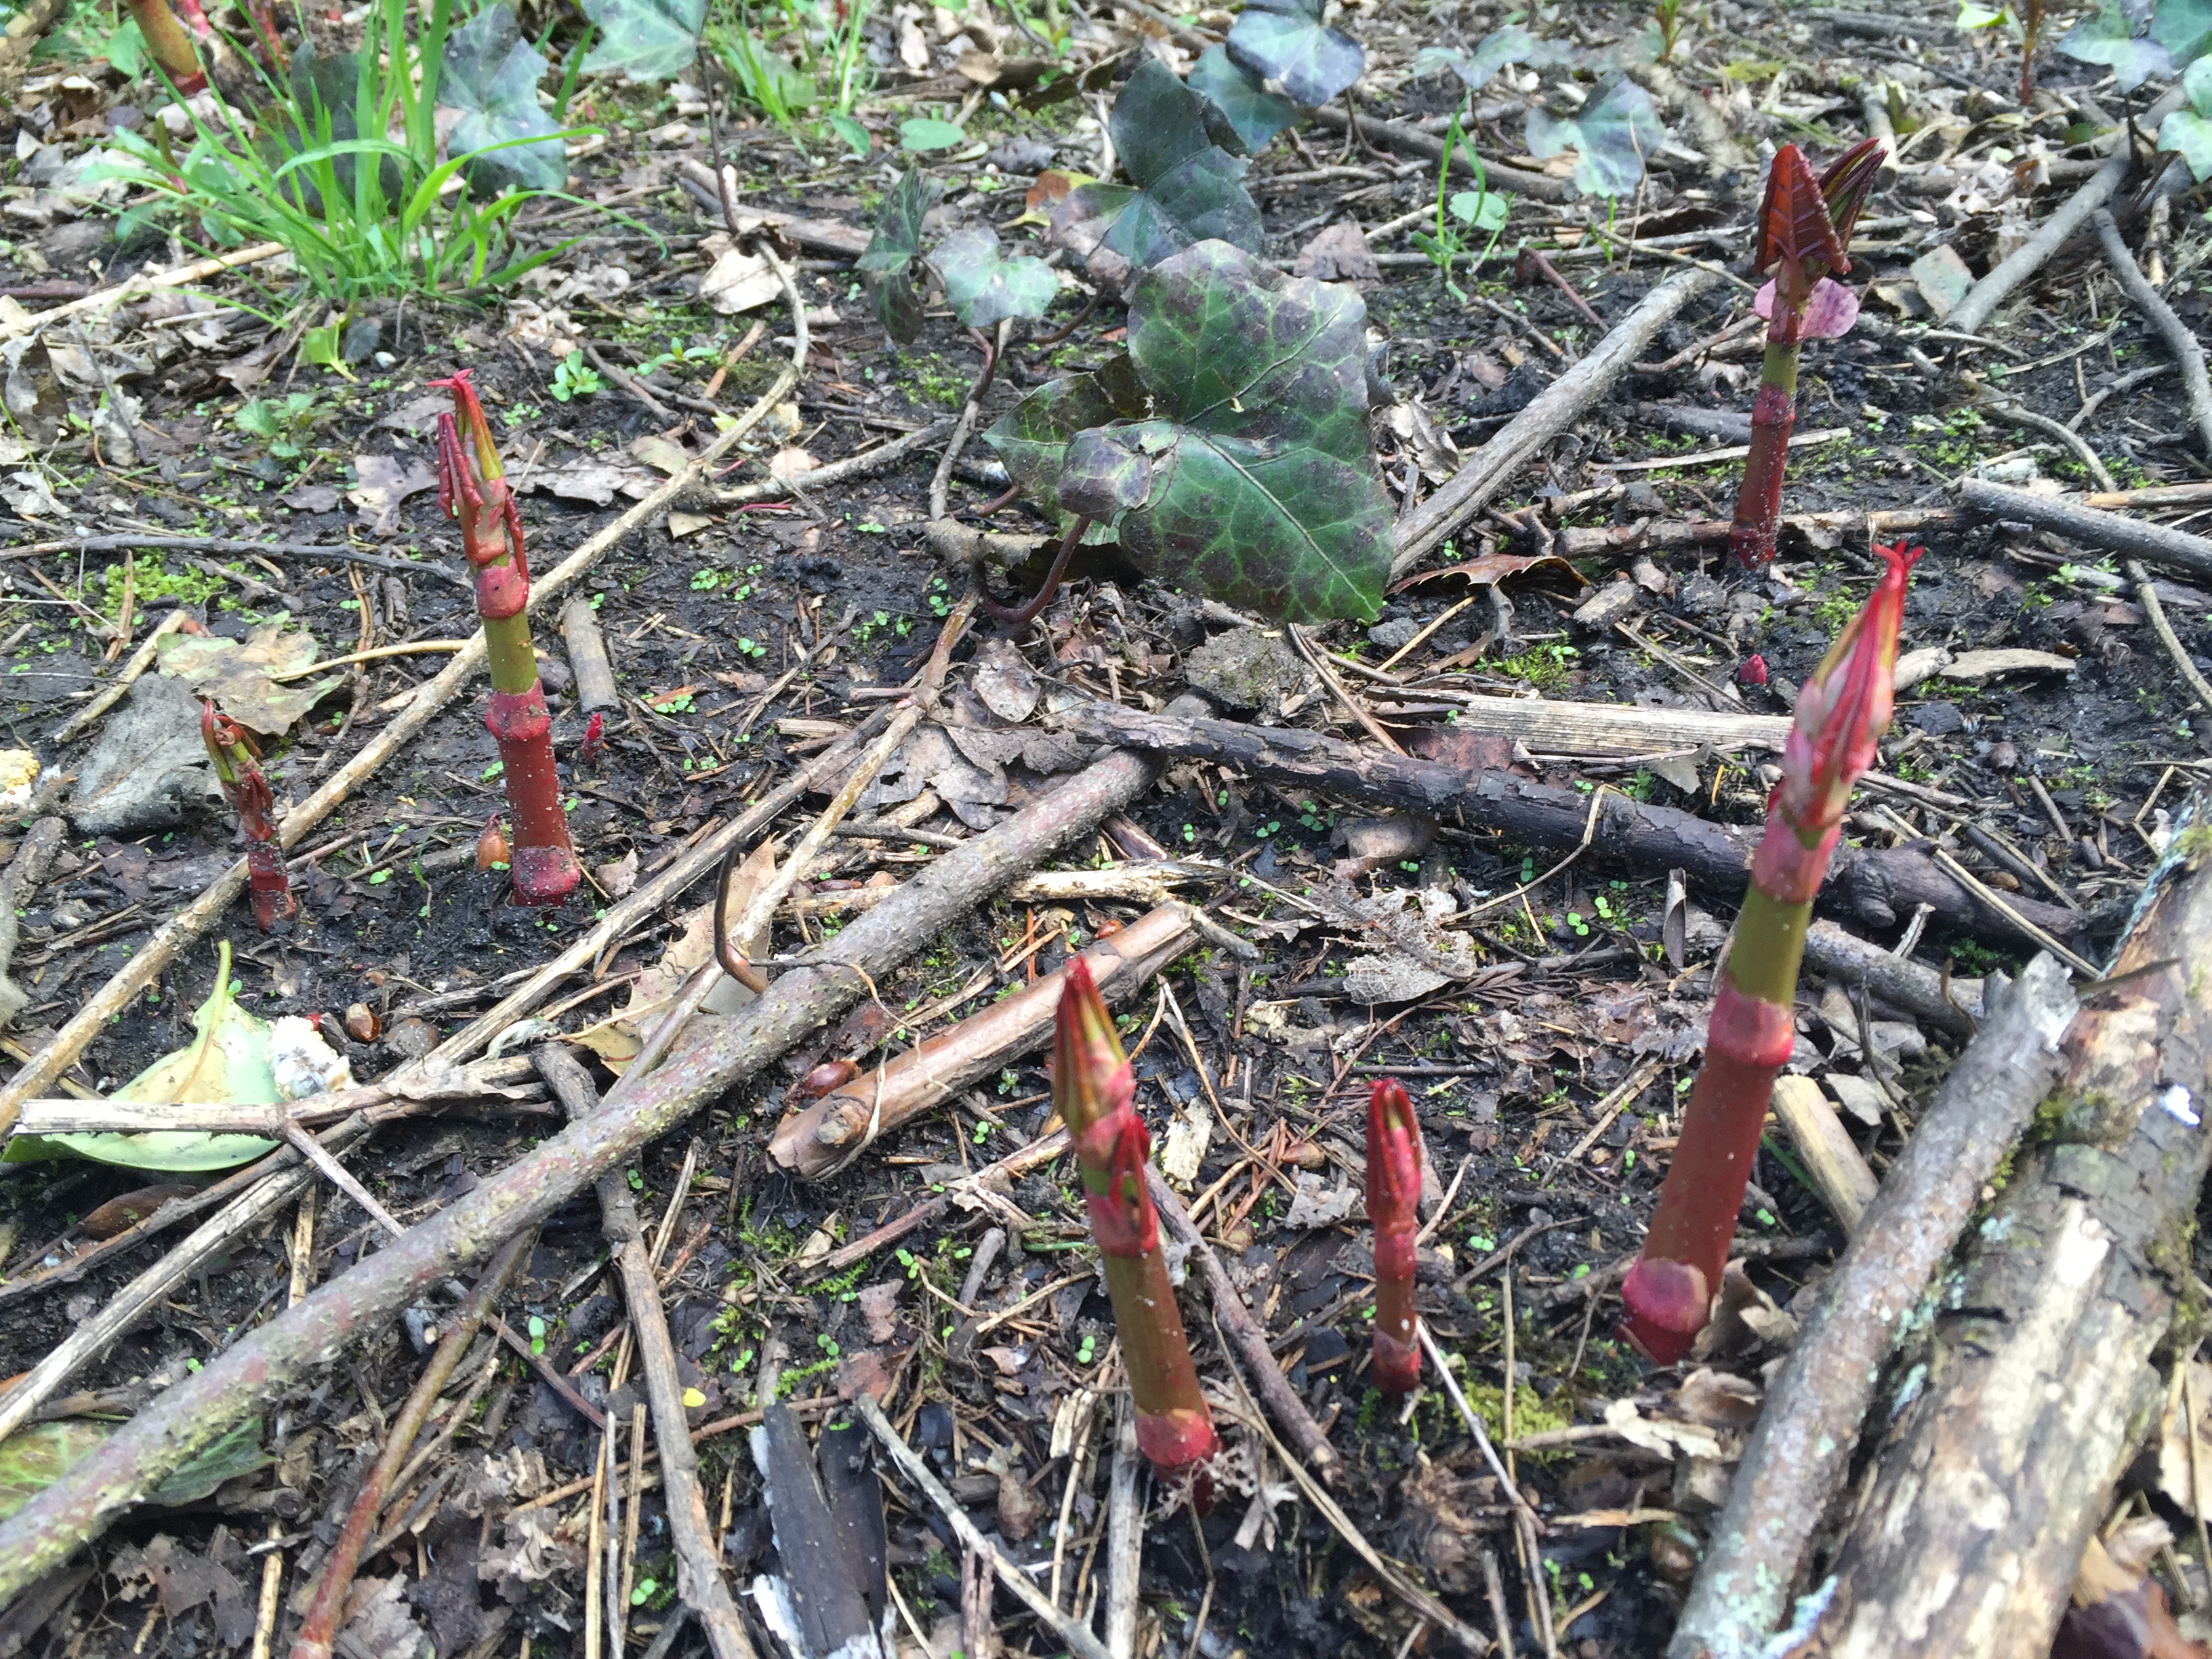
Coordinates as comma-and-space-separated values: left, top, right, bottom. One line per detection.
201, 702, 293, 931
125, 0, 207, 94
1367, 1079, 1420, 1395
981, 513, 1090, 628
1515, 246, 1606, 332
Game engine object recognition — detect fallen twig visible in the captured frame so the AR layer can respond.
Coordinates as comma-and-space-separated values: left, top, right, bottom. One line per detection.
0, 745, 1160, 1598
1793, 798, 2212, 1656
289, 1231, 532, 1659
535, 1045, 755, 1659
0, 818, 63, 1029
1959, 477, 2212, 583
1144, 1163, 1338, 1477
2093, 206, 2212, 460
1669, 954, 2077, 1657
769, 900, 1197, 1177
0, 241, 287, 344
1060, 700, 2087, 947
14, 535, 470, 592
1946, 87, 2184, 337
713, 417, 954, 505
1305, 104, 1570, 202
0, 253, 811, 1135
2129, 557, 2212, 717
559, 592, 621, 715
1392, 267, 1724, 576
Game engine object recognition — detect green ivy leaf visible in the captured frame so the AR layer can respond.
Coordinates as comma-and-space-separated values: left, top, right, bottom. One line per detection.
930, 226, 1057, 327
579, 0, 704, 83
899, 117, 966, 150
1056, 239, 1392, 623
2057, 2, 2171, 91
1227, 0, 1365, 108
1051, 60, 1260, 279
857, 168, 943, 342
983, 360, 1147, 506
1189, 45, 1294, 152
1525, 74, 1663, 198
2152, 0, 2212, 63
1450, 187, 1510, 230
1412, 24, 1575, 89
101, 17, 146, 77
443, 3, 566, 194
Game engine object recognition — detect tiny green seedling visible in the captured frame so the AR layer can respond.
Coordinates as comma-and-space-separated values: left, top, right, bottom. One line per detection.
550, 350, 605, 402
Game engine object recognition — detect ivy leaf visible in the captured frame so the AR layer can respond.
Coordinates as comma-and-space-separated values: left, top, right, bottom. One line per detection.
1190, 45, 1295, 152
1412, 25, 1574, 90
2057, 1, 2171, 90
1052, 61, 1261, 280
1059, 239, 1392, 623
2160, 58, 2212, 172
2152, 0, 2212, 62
857, 168, 943, 342
983, 358, 1148, 506
930, 226, 1058, 328
578, 0, 705, 83
1525, 75, 1663, 198
443, 4, 565, 194
1227, 0, 1366, 108
899, 117, 966, 150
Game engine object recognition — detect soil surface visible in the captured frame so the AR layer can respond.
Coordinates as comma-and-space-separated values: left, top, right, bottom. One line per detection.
1, 1, 2209, 1656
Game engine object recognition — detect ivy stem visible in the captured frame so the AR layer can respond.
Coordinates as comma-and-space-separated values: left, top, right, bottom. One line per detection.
1032, 291, 1099, 350
979, 514, 1091, 627
966, 325, 1001, 406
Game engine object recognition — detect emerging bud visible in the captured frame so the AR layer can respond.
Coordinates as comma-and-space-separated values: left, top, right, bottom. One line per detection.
201, 700, 293, 930
1736, 653, 1769, 687
1052, 957, 1136, 1147
1752, 144, 1847, 285
1366, 1079, 1422, 1395
1759, 540, 1921, 899
476, 815, 511, 871
343, 1002, 381, 1044
579, 710, 607, 766
1818, 136, 1887, 251
794, 1058, 859, 1101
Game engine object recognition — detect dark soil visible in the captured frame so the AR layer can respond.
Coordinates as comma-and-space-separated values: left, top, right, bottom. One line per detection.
1, 1, 2210, 1656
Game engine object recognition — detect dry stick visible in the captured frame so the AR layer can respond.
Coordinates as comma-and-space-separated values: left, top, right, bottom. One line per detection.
1061, 699, 2084, 947
1959, 476, 2212, 582
2093, 206, 2212, 459
853, 1392, 1118, 1659
1391, 266, 1722, 577
0, 747, 1160, 1603
52, 609, 192, 743
0, 240, 287, 344
1667, 955, 2078, 1658
930, 320, 1011, 524
2128, 558, 2212, 717
715, 417, 955, 505
0, 817, 64, 1028
1103, 1399, 1142, 1659
287, 1229, 533, 1659
1416, 1322, 1551, 1647
560, 594, 621, 714
1947, 88, 2183, 337
5, 536, 468, 592
0, 259, 810, 1136
432, 706, 897, 1067
1797, 804, 2212, 1658
1303, 104, 1570, 202
1144, 1164, 1337, 1476
249, 1193, 317, 1659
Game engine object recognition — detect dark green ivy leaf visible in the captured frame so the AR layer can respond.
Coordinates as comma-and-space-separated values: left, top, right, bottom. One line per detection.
443, 3, 566, 194
1227, 0, 1366, 109
930, 226, 1058, 328
1050, 60, 1260, 281
857, 168, 943, 342
2057, 1, 2171, 89
1412, 24, 1575, 90
983, 356, 1147, 508
1189, 46, 1296, 155
1053, 239, 1391, 623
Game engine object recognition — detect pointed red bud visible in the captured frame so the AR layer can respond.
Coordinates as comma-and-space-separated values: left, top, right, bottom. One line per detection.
1752, 144, 1849, 285
428, 369, 504, 484
1755, 540, 1921, 901
1737, 653, 1769, 687
1366, 1080, 1420, 1242
1818, 136, 1886, 251
579, 710, 606, 764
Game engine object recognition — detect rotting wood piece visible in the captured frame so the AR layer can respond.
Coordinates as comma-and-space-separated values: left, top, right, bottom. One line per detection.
1793, 814, 2212, 1659
768, 900, 1197, 1178
0, 747, 1161, 1604
1059, 701, 2090, 947
1668, 954, 2077, 1658
1961, 478, 2212, 583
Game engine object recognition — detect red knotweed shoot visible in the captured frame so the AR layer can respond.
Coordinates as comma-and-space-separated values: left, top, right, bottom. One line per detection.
1621, 541, 1921, 1363
1729, 138, 1884, 571
1054, 958, 1217, 1479
433, 369, 579, 907
124, 0, 207, 93
1736, 652, 1769, 687
200, 701, 293, 931
578, 710, 607, 767
1367, 1078, 1421, 1395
